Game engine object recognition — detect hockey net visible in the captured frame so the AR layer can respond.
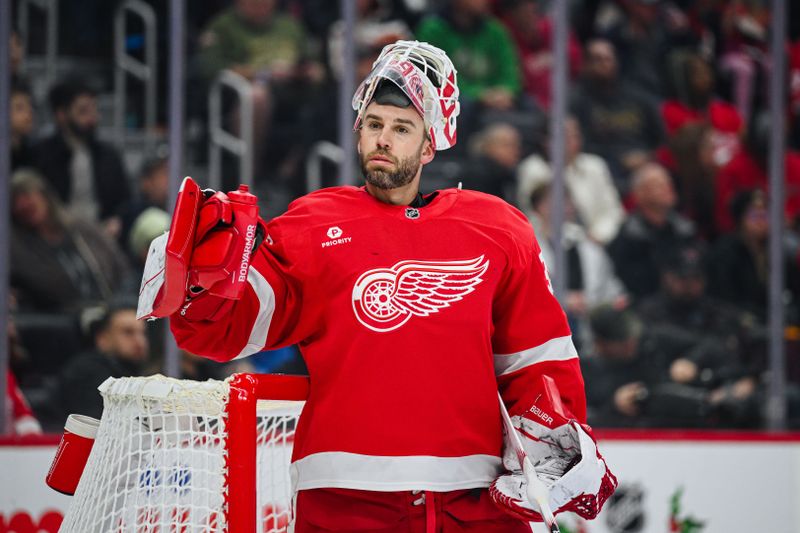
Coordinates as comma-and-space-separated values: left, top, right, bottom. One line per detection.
59, 373, 309, 533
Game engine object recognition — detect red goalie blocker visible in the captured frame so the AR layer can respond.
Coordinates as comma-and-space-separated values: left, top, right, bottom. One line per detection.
139, 177, 264, 319
491, 375, 618, 522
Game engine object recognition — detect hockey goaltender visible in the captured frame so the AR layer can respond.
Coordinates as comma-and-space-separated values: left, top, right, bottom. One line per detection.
139, 40, 617, 532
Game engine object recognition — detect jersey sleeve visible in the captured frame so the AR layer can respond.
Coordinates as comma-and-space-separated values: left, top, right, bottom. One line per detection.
170, 214, 321, 362
493, 224, 587, 423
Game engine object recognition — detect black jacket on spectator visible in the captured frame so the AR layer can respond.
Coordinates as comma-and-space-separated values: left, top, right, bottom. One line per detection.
707, 233, 800, 322
11, 138, 34, 171
10, 217, 131, 313
32, 133, 130, 221
569, 80, 663, 189
583, 330, 716, 428
608, 212, 695, 300
56, 350, 142, 420
637, 292, 766, 381
459, 155, 516, 201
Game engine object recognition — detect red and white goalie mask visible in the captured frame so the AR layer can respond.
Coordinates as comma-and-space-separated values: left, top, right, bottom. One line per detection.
352, 40, 460, 150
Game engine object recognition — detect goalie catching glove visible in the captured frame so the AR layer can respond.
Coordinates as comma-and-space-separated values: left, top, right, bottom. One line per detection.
137, 177, 265, 320
491, 375, 617, 522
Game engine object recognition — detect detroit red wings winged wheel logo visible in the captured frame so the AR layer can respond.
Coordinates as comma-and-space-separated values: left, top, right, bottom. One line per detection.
352, 256, 489, 332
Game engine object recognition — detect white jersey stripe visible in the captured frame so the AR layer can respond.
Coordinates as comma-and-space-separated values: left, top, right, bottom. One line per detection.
234, 267, 276, 360
291, 452, 502, 492
493, 335, 578, 376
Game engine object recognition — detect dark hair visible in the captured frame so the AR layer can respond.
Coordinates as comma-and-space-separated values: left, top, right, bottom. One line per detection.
661, 243, 707, 278
84, 298, 138, 342
729, 188, 765, 227
48, 77, 97, 113
589, 304, 642, 342
11, 78, 31, 97
10, 167, 68, 229
528, 182, 551, 211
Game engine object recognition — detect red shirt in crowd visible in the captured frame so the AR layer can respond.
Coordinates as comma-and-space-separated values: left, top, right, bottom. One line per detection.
661, 98, 743, 167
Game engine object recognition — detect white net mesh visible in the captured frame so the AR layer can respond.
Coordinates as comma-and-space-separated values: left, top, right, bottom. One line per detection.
60, 375, 303, 533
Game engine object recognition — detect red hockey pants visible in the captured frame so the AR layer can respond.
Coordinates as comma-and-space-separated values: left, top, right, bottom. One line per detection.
294, 487, 533, 533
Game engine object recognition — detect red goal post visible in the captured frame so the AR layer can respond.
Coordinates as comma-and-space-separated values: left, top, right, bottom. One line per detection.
59, 373, 310, 533
227, 374, 309, 532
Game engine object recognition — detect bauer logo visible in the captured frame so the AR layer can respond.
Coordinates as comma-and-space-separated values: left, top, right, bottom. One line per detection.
352, 256, 489, 332
321, 226, 352, 248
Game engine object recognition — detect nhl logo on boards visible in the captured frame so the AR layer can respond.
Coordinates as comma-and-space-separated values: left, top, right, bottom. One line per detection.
351, 256, 489, 332
405, 207, 420, 220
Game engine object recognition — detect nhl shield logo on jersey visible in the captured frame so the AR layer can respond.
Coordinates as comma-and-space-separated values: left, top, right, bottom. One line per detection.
351, 256, 489, 332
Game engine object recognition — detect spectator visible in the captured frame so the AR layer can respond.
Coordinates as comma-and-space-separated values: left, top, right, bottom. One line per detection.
128, 207, 170, 269
608, 162, 696, 301
5, 370, 43, 436
718, 0, 770, 122
32, 77, 130, 232
10, 168, 133, 314
790, 36, 800, 150
194, 0, 324, 183
5, 317, 42, 436
117, 153, 169, 256
715, 113, 800, 234
497, 0, 582, 111
582, 304, 688, 428
526, 183, 627, 351
460, 122, 521, 200
708, 189, 800, 322
10, 80, 35, 171
596, 0, 693, 99
517, 116, 625, 244
661, 53, 744, 169
196, 0, 316, 84
10, 29, 25, 82
569, 38, 663, 191
327, 0, 411, 81
55, 301, 149, 421
416, 0, 522, 114
665, 123, 719, 240
637, 243, 766, 412
584, 304, 760, 428
180, 350, 236, 382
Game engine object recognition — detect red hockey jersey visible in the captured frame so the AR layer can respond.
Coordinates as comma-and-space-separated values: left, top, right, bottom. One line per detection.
171, 186, 586, 492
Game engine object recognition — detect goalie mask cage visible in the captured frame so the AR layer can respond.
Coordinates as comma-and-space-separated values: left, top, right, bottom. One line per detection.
59, 373, 309, 533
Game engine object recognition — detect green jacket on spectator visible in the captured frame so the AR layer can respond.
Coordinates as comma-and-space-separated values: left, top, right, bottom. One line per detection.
416, 14, 521, 101
195, 8, 308, 82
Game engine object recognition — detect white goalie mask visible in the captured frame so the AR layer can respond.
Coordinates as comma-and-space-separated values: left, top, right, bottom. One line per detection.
352, 40, 460, 151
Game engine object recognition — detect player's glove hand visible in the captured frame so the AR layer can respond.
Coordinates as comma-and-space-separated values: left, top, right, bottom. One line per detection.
490, 376, 617, 522
137, 177, 265, 320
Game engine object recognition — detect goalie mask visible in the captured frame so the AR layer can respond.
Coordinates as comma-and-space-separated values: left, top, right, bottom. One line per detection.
352, 40, 460, 151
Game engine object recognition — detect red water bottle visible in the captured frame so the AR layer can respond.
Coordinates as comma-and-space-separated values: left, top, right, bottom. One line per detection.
46, 414, 100, 495
207, 184, 262, 300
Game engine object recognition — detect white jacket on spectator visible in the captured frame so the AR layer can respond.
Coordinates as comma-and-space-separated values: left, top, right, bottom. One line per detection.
518, 153, 624, 245
536, 218, 627, 310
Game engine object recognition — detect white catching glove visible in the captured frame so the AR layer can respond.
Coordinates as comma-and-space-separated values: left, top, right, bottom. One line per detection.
490, 376, 618, 522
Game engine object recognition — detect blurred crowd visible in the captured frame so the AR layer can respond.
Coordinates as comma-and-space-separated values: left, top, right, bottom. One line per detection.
6, 0, 800, 434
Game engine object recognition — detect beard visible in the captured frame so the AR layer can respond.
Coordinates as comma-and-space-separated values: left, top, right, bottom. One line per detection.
67, 118, 96, 143
360, 147, 422, 190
